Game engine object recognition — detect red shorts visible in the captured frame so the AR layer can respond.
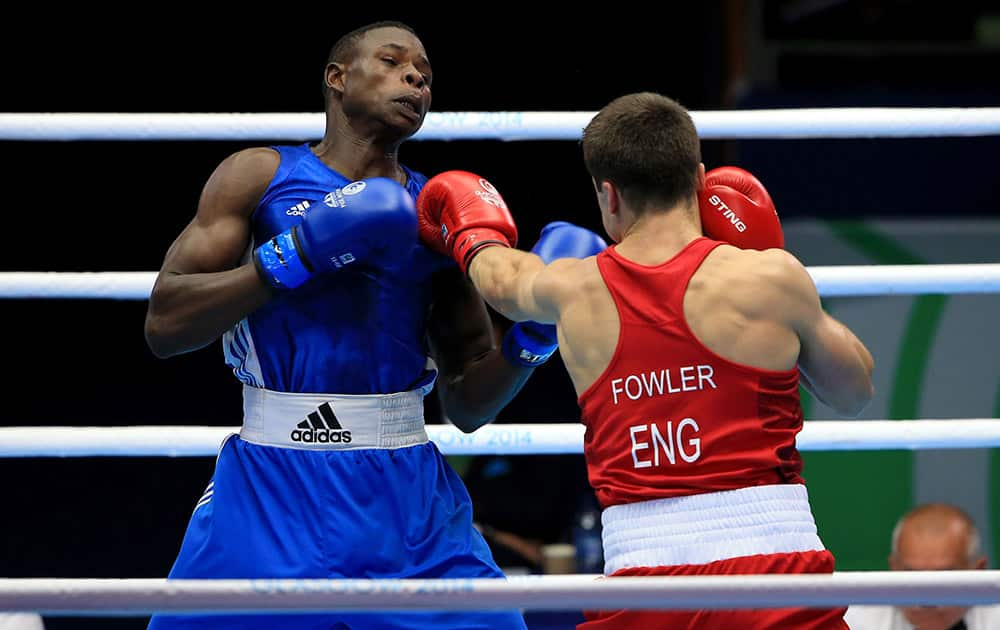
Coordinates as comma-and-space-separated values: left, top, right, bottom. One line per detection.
579, 550, 847, 630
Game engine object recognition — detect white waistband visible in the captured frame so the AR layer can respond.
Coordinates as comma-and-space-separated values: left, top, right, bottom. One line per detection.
239, 385, 428, 450
601, 484, 824, 575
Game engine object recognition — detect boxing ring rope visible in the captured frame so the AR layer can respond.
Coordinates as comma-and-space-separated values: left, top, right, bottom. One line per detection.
2, 108, 1000, 140
2, 264, 999, 300
1, 420, 999, 458
4, 108, 998, 617
3, 572, 1000, 615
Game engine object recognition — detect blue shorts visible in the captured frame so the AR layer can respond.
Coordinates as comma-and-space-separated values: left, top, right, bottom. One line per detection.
148, 435, 526, 629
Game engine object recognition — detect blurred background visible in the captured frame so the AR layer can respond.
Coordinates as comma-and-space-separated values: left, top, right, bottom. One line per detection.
1, 1, 998, 628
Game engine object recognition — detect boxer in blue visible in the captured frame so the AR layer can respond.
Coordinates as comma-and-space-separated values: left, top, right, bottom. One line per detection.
141, 20, 603, 629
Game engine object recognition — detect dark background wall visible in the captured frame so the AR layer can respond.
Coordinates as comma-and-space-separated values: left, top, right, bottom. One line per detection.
1, 2, 998, 627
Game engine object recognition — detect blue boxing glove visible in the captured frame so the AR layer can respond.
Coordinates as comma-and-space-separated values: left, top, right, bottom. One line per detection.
502, 221, 607, 367
253, 178, 417, 289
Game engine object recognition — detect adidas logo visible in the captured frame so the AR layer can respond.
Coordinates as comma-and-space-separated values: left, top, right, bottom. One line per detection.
290, 402, 353, 444
286, 200, 311, 217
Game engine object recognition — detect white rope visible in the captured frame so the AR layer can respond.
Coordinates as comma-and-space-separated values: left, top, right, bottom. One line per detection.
0, 272, 155, 300
2, 264, 998, 300
1, 420, 997, 458
808, 264, 1000, 297
2, 108, 1000, 141
2, 572, 999, 615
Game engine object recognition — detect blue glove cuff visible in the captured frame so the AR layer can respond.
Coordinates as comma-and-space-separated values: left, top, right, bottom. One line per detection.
502, 322, 559, 367
253, 229, 312, 290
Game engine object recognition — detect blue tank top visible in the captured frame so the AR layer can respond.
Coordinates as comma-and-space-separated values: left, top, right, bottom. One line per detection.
223, 143, 452, 394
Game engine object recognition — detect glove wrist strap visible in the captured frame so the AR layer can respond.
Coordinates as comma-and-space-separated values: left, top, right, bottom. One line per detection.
452, 228, 512, 276
253, 229, 312, 290
502, 324, 558, 367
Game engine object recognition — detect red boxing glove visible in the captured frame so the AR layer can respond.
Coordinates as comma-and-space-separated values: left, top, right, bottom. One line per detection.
417, 170, 518, 274
698, 166, 784, 250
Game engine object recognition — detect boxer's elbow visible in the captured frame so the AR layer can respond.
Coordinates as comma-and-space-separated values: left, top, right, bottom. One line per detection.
144, 312, 176, 358
449, 412, 492, 434
144, 314, 188, 358
440, 394, 493, 433
144, 280, 191, 358
826, 377, 875, 418
437, 379, 496, 433
851, 376, 876, 416
837, 387, 874, 418
799, 359, 875, 418
841, 347, 875, 417
144, 308, 212, 358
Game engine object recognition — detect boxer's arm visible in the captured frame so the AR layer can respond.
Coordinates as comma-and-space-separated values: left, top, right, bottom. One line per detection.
771, 250, 875, 416
144, 148, 278, 358
426, 267, 535, 433
467, 247, 563, 325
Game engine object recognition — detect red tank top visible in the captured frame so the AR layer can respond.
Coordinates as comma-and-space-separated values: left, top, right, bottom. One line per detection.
578, 237, 805, 508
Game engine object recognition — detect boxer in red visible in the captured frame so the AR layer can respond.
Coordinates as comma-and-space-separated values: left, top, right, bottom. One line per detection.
417, 92, 875, 629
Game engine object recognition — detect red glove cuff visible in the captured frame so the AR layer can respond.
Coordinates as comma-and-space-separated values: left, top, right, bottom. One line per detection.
452, 228, 511, 275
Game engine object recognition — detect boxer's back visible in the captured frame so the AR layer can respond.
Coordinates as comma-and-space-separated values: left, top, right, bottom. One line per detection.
682, 243, 802, 371
565, 236, 804, 507
556, 238, 803, 400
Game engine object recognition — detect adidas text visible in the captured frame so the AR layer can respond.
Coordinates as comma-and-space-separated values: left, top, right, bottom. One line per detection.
290, 428, 353, 444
